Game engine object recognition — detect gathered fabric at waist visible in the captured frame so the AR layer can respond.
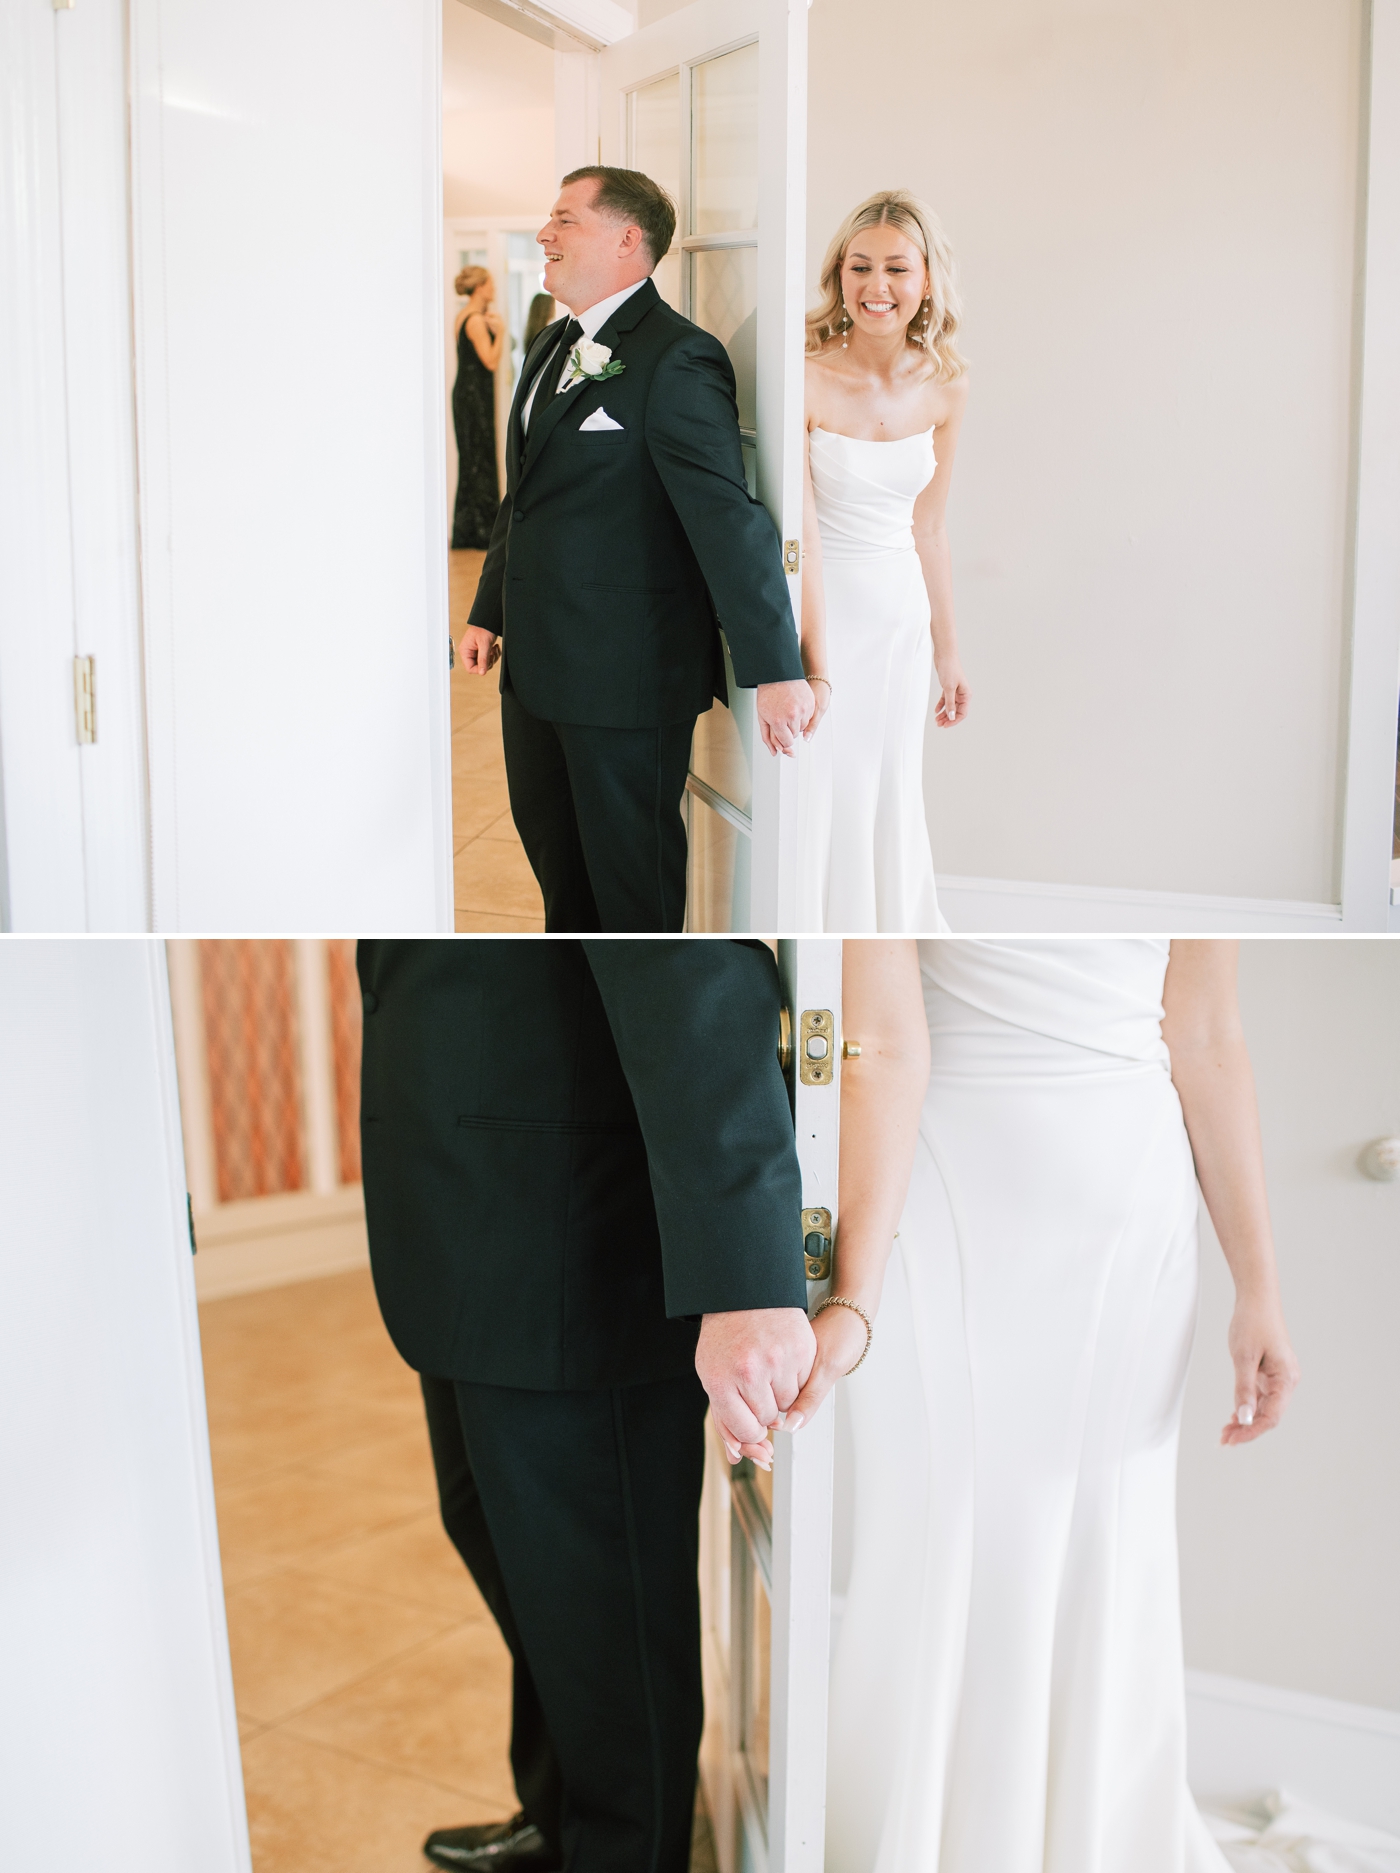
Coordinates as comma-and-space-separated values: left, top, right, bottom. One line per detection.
923, 982, 1174, 1087
816, 516, 920, 563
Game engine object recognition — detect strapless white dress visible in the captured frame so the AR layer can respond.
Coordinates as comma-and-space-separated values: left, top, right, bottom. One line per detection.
826, 939, 1230, 1873
797, 428, 947, 933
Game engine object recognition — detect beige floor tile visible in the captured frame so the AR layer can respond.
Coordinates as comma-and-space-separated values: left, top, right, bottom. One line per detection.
297, 1511, 489, 1621
238, 1711, 270, 1742
284, 1622, 515, 1809
476, 811, 523, 843
455, 838, 544, 921
226, 1569, 463, 1724
215, 1465, 428, 1573
308, 1422, 439, 1502
242, 1727, 503, 1873
452, 777, 514, 850
455, 910, 546, 932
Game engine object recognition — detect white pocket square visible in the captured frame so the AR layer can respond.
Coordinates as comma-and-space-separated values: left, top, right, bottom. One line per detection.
578, 407, 624, 432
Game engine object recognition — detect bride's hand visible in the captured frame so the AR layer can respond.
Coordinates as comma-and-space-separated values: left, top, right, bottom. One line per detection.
933, 666, 969, 727
1220, 1294, 1299, 1446
783, 1302, 871, 1430
804, 674, 832, 736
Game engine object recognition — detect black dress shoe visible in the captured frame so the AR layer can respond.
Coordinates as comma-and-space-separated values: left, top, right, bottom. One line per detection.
423, 1812, 561, 1872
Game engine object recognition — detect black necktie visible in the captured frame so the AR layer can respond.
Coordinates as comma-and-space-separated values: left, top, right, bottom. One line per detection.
527, 319, 583, 434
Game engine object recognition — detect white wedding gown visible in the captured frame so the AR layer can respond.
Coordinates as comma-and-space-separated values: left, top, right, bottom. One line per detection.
826, 939, 1230, 1873
797, 428, 948, 933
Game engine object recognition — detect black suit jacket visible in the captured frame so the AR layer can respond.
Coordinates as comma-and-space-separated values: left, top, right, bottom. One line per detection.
467, 279, 805, 729
357, 938, 807, 1390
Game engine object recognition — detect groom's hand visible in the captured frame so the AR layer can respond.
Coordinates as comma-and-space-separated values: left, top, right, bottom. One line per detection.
458, 626, 501, 675
696, 1307, 817, 1470
756, 679, 815, 757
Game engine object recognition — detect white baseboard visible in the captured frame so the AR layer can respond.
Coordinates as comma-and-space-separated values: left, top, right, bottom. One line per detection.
1186, 1669, 1400, 1835
192, 1186, 369, 1302
937, 874, 1343, 933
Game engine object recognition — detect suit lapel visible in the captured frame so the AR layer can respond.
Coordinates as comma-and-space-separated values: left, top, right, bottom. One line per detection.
516, 280, 660, 491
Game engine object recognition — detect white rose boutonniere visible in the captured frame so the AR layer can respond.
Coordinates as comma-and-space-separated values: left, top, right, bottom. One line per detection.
558, 338, 626, 394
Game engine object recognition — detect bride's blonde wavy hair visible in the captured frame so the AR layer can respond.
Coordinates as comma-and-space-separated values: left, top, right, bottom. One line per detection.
806, 190, 966, 382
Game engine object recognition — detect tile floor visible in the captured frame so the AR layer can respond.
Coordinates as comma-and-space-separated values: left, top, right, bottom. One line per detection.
450, 550, 545, 932
201, 1267, 717, 1873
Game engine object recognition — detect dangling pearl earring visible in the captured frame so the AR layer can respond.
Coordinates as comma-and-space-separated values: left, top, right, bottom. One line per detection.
841, 303, 852, 350
921, 293, 933, 348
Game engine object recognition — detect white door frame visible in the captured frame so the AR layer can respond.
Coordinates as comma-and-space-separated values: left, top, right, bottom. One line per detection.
0, 0, 151, 933
700, 937, 838, 1873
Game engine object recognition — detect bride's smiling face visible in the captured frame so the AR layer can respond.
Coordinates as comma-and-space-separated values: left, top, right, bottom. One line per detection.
839, 226, 928, 341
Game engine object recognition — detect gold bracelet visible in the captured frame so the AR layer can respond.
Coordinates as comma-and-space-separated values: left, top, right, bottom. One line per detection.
813, 1295, 873, 1374
807, 674, 832, 691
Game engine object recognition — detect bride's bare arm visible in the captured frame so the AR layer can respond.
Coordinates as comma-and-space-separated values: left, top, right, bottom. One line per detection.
1161, 940, 1299, 1445
912, 375, 971, 728
799, 414, 831, 733
788, 939, 928, 1428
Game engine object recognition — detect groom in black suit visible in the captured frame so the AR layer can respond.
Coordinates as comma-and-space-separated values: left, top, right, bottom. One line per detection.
356, 938, 817, 1873
459, 168, 815, 932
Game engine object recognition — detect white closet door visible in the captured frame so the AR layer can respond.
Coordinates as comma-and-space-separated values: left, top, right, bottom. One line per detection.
699, 937, 838, 1873
0, 941, 248, 1872
128, 0, 451, 931
599, 0, 809, 931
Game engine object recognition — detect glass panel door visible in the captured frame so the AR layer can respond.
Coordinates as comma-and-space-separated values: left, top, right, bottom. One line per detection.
603, 0, 809, 932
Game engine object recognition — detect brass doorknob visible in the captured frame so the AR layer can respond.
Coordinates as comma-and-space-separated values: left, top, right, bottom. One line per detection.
777, 1006, 793, 1073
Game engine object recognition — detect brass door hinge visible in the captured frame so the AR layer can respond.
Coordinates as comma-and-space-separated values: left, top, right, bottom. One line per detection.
798, 1008, 834, 1085
783, 538, 800, 574
73, 654, 96, 744
802, 1207, 832, 1281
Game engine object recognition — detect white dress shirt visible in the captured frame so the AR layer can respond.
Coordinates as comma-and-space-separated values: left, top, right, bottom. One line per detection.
519, 278, 649, 430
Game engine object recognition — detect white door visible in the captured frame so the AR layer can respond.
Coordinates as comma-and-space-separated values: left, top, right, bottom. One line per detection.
598, 0, 809, 932
0, 940, 248, 1869
699, 937, 839, 1873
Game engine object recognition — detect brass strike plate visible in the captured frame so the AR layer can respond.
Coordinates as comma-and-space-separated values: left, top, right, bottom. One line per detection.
802, 1207, 832, 1280
783, 538, 800, 574
798, 1008, 835, 1085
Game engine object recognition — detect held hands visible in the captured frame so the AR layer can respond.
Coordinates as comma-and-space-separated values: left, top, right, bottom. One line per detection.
695, 1307, 817, 1470
1221, 1294, 1299, 1446
782, 1301, 870, 1429
756, 679, 817, 757
458, 626, 501, 675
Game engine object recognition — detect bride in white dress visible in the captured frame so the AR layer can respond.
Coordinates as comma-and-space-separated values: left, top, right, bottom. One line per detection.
798, 192, 971, 932
788, 938, 1300, 1873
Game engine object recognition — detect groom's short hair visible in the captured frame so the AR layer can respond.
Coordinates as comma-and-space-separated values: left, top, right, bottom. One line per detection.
563, 165, 676, 269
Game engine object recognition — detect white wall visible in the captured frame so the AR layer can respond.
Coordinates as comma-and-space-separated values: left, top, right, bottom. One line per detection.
1178, 936, 1400, 1714
807, 0, 1364, 908
0, 942, 248, 1871
444, 1, 556, 215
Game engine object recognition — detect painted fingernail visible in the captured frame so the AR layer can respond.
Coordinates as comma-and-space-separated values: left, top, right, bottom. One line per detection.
785, 1412, 805, 1432
1237, 1405, 1255, 1426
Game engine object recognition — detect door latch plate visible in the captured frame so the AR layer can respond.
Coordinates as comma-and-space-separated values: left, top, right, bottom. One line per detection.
802, 1207, 832, 1281
798, 1008, 835, 1085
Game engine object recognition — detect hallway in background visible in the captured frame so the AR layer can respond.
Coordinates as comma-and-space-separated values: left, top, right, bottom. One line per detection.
450, 550, 543, 930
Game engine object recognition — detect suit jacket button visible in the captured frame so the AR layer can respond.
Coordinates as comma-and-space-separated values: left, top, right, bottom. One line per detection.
362, 990, 378, 1014
514, 510, 527, 521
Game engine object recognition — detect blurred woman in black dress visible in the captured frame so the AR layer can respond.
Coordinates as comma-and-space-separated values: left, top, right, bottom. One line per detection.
451, 265, 504, 550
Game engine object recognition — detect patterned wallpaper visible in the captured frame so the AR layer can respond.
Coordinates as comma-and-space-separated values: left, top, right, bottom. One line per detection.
196, 939, 362, 1204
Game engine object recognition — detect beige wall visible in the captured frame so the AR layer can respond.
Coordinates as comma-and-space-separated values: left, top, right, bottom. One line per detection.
1179, 938, 1400, 1710
443, 0, 555, 216
807, 1, 1364, 904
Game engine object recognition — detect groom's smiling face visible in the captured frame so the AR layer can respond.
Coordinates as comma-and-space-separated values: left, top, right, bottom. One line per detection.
538, 180, 651, 316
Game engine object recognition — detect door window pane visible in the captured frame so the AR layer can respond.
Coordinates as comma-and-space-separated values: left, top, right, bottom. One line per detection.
692, 246, 757, 430
691, 41, 759, 235
691, 658, 753, 817
686, 795, 750, 932
629, 71, 681, 213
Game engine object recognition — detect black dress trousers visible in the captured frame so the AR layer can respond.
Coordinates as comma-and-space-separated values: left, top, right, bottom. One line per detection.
449, 1372, 710, 1873
420, 1376, 564, 1853
501, 685, 695, 933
